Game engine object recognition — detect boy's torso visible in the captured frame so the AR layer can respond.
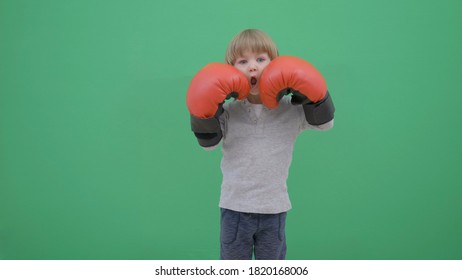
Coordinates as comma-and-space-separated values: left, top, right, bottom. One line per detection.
218, 96, 307, 214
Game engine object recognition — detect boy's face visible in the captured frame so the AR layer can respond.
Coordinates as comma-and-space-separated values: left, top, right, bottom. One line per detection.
233, 51, 271, 96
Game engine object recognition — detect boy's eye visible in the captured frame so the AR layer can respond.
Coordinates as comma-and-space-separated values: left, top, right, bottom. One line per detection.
257, 57, 266, 62
237, 60, 247, 65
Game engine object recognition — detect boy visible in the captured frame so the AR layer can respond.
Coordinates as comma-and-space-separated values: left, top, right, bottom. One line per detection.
186, 29, 335, 259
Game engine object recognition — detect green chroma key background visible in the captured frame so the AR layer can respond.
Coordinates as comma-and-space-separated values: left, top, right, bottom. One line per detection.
1, 0, 461, 259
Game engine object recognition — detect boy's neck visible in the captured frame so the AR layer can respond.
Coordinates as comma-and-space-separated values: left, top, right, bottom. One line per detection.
247, 94, 263, 104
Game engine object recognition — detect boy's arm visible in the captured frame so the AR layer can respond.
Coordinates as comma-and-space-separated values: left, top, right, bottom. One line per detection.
186, 63, 249, 148
260, 56, 335, 126
302, 118, 334, 131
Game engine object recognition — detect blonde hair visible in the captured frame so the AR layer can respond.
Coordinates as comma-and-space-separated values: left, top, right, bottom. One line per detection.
225, 29, 279, 65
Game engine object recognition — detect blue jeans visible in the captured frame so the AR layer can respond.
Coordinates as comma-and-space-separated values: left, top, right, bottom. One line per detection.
220, 208, 287, 260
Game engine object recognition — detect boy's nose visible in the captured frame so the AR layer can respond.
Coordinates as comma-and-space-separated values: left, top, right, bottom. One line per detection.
249, 64, 257, 72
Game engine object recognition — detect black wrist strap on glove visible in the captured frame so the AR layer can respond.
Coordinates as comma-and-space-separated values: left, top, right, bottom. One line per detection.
190, 115, 222, 147
190, 104, 224, 147
292, 91, 335, 125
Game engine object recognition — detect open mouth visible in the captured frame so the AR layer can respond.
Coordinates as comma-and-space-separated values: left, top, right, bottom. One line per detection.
250, 77, 257, 86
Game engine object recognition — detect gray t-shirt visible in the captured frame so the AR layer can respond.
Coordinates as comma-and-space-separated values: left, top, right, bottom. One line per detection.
214, 96, 333, 214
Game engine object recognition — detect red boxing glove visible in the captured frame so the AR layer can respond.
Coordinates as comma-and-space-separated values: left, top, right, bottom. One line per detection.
186, 63, 250, 147
259, 56, 327, 109
186, 63, 250, 118
260, 56, 334, 125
